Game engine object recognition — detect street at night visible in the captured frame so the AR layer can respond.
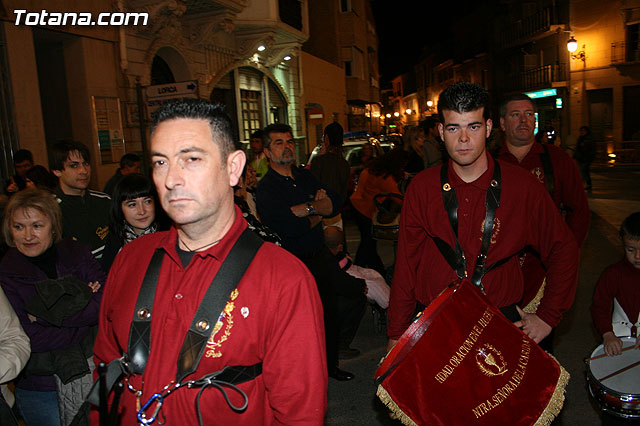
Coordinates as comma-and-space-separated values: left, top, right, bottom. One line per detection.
1, 0, 640, 425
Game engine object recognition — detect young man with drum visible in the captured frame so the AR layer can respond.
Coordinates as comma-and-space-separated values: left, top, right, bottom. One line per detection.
590, 212, 640, 424
387, 82, 580, 350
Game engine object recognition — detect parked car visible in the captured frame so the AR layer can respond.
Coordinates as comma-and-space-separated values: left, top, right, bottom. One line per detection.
306, 131, 396, 205
307, 131, 393, 167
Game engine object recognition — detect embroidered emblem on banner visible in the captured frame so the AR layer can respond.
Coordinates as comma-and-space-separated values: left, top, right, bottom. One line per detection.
204, 289, 239, 358
476, 343, 508, 377
241, 307, 249, 318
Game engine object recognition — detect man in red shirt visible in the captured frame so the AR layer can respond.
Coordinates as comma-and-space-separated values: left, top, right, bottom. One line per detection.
495, 94, 589, 351
92, 100, 327, 425
387, 82, 579, 351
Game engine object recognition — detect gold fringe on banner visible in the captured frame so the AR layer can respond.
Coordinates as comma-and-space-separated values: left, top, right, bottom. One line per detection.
376, 359, 570, 426
534, 355, 570, 426
376, 384, 418, 426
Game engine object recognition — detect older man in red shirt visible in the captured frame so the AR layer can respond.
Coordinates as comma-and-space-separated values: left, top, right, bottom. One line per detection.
495, 93, 589, 351
92, 100, 327, 425
387, 82, 579, 351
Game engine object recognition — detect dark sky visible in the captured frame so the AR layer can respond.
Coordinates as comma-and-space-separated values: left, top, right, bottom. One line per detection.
371, 0, 481, 85
371, 0, 427, 84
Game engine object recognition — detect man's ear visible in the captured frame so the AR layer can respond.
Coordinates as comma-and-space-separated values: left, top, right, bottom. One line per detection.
227, 150, 246, 187
485, 118, 493, 138
438, 122, 445, 140
499, 117, 506, 131
52, 169, 62, 178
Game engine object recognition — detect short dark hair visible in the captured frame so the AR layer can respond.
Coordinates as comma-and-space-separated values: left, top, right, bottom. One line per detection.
25, 165, 57, 192
14, 149, 33, 164
120, 153, 141, 169
438, 82, 491, 122
499, 94, 536, 118
263, 123, 293, 149
110, 174, 158, 245
250, 129, 264, 140
420, 117, 438, 132
620, 212, 640, 240
323, 122, 344, 148
150, 99, 238, 160
49, 141, 90, 172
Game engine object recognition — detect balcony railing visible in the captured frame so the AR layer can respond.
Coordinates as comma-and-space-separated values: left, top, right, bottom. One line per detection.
499, 8, 551, 48
611, 41, 640, 64
503, 64, 567, 92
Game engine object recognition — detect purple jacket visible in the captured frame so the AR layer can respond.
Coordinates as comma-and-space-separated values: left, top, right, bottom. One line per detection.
0, 240, 106, 391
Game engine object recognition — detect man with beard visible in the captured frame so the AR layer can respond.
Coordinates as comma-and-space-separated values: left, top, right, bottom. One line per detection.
256, 123, 363, 380
494, 93, 589, 352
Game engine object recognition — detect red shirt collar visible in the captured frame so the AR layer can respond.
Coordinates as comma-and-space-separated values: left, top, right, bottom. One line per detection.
447, 151, 496, 190
498, 141, 543, 163
157, 205, 248, 266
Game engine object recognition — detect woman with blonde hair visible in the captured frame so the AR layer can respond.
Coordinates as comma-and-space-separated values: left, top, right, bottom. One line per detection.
0, 188, 105, 426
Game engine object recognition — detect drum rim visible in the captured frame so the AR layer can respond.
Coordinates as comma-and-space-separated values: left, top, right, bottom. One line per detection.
587, 337, 640, 408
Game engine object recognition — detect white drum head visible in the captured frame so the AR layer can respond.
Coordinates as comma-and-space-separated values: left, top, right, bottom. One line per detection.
589, 337, 640, 394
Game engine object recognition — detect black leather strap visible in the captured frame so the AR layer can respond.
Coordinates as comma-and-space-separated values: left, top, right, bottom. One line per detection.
176, 229, 263, 382
437, 162, 502, 291
539, 144, 555, 197
128, 250, 164, 374
470, 162, 501, 288
439, 165, 467, 280
127, 228, 263, 382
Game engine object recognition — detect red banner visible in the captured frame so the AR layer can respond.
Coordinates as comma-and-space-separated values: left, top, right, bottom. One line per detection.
375, 280, 568, 426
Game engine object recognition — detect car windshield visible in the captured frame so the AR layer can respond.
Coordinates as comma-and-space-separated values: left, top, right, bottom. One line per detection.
307, 136, 392, 166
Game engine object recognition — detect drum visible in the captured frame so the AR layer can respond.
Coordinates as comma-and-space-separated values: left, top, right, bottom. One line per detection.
374, 280, 569, 426
586, 337, 640, 419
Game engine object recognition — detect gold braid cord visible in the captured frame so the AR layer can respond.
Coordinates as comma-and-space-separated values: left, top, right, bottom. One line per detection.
376, 353, 570, 426
523, 278, 546, 314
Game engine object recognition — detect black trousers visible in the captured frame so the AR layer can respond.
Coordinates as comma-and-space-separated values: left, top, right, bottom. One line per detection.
337, 292, 367, 349
300, 246, 341, 371
352, 208, 386, 277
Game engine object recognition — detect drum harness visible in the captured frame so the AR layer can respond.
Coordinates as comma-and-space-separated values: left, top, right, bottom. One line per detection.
88, 228, 264, 426
538, 144, 572, 216
433, 161, 509, 293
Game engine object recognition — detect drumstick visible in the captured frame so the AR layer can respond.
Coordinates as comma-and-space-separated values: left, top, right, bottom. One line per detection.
599, 359, 640, 382
585, 345, 636, 362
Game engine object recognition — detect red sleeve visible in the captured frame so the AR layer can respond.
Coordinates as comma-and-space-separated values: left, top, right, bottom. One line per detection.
553, 148, 590, 245
261, 257, 328, 424
528, 182, 580, 328
591, 265, 617, 336
388, 179, 427, 339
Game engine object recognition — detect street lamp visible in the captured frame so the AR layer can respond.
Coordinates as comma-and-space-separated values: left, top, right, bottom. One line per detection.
567, 36, 585, 61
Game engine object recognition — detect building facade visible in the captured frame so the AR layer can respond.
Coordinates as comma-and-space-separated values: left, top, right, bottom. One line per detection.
407, 0, 640, 164
0, 0, 314, 188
